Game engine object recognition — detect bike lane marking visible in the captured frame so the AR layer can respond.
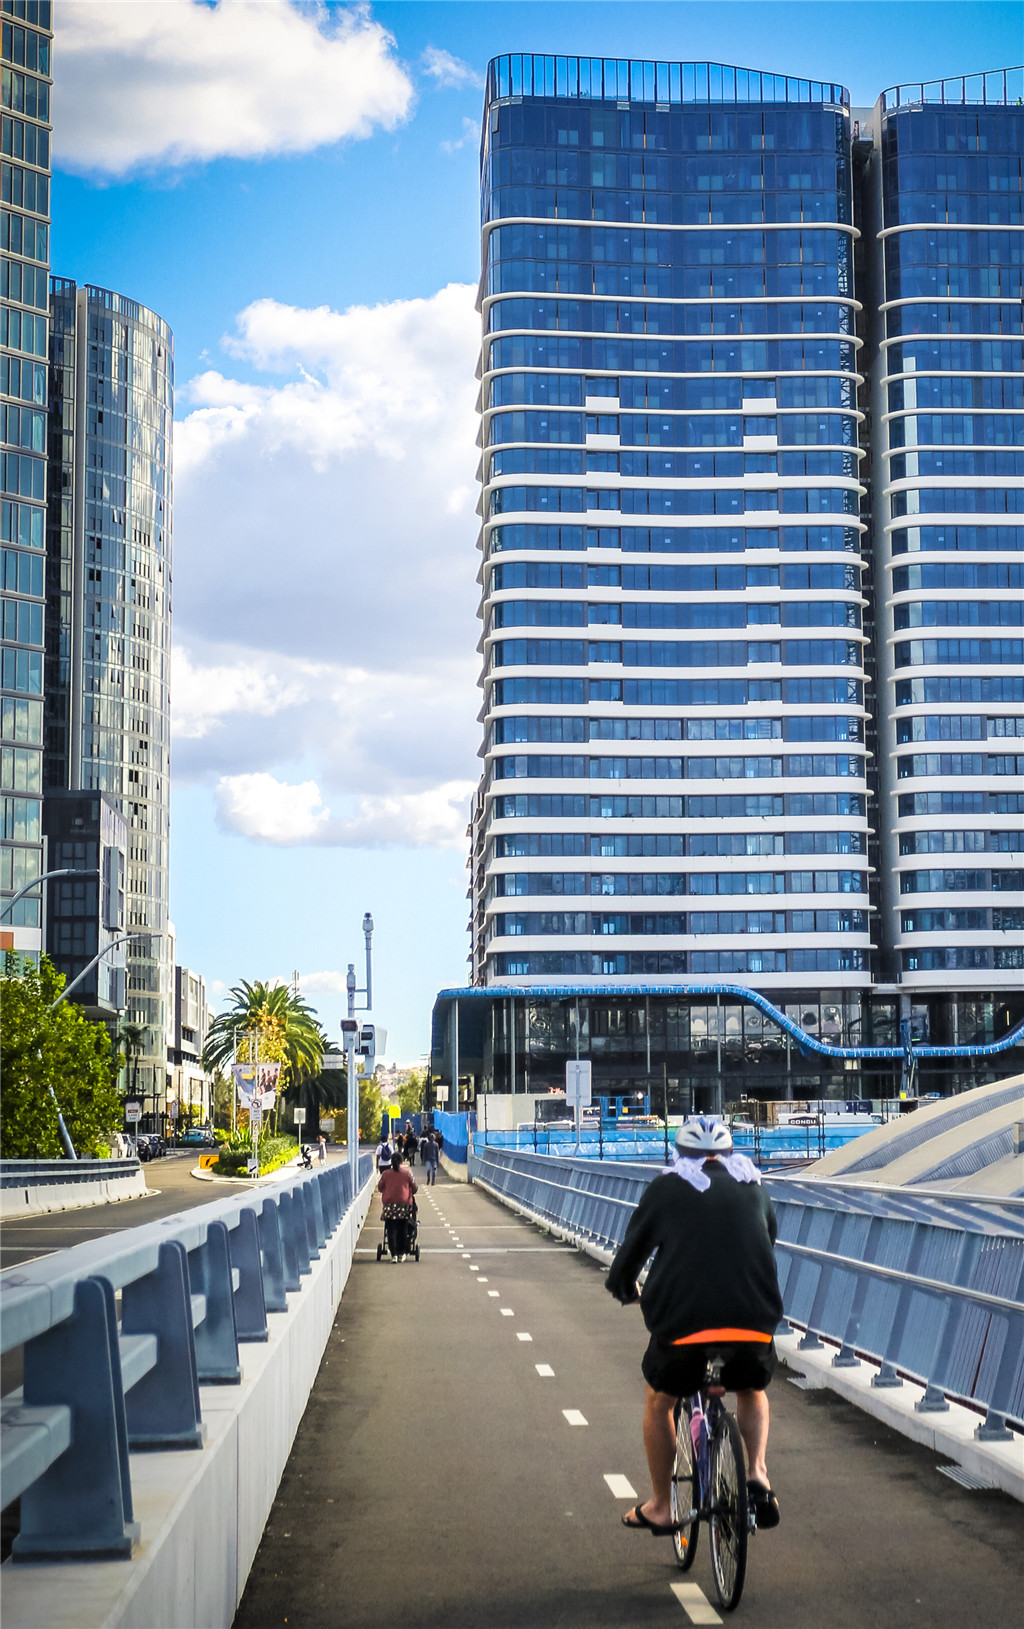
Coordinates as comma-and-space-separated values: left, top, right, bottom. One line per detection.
603, 1474, 637, 1499
516, 1332, 533, 1342
535, 1364, 555, 1377
563, 1409, 588, 1426
670, 1582, 721, 1624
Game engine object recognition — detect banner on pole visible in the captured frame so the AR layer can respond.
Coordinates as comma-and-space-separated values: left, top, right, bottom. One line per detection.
232, 1062, 282, 1106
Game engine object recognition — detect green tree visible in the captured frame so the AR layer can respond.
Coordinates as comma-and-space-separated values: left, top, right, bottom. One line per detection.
116, 1020, 148, 1097
333, 1071, 386, 1147
0, 958, 124, 1158
397, 1069, 425, 1116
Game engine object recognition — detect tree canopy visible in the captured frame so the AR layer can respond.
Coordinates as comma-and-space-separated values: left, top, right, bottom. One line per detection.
0, 958, 124, 1158
202, 980, 326, 1093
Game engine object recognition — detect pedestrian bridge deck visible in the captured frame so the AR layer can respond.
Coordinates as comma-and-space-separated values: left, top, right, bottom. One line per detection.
234, 1170, 1024, 1629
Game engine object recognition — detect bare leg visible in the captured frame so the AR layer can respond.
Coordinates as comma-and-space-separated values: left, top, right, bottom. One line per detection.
636, 1385, 678, 1525
735, 1388, 770, 1486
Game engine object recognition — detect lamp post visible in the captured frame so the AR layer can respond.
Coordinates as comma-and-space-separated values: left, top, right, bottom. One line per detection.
342, 913, 374, 1191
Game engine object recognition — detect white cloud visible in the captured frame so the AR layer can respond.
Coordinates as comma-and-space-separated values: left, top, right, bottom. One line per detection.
54, 0, 414, 175
441, 117, 479, 156
421, 46, 483, 90
296, 970, 350, 996
214, 772, 474, 848
173, 282, 483, 853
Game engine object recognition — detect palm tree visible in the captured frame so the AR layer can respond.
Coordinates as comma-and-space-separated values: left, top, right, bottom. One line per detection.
202, 981, 325, 1098
117, 1021, 148, 1098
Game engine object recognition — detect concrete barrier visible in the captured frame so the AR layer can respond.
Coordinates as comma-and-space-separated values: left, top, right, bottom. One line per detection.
0, 1159, 148, 1219
1, 1170, 374, 1629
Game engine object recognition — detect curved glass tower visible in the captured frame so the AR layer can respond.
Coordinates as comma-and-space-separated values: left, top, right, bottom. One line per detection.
473, 57, 871, 1004
869, 71, 1023, 1055
45, 281, 173, 1108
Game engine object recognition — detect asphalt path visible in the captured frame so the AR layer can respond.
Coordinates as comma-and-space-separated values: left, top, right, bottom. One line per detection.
0, 1151, 217, 1272
234, 1169, 1024, 1629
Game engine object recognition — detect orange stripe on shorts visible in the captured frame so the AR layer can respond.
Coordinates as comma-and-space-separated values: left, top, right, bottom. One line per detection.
671, 1327, 772, 1346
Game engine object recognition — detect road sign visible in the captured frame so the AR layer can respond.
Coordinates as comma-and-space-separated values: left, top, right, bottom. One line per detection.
293, 1107, 306, 1126
168, 1101, 179, 1119
246, 1157, 258, 1176
125, 1101, 141, 1124
565, 1060, 592, 1107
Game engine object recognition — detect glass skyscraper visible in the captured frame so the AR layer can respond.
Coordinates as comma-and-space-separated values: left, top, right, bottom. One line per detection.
45, 280, 174, 1110
433, 56, 1022, 1112
0, 0, 50, 958
868, 74, 1024, 1058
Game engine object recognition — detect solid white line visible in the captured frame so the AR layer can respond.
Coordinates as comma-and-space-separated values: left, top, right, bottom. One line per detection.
500, 1308, 514, 1316
535, 1364, 555, 1377
562, 1409, 588, 1426
516, 1332, 533, 1342
603, 1474, 638, 1500
670, 1582, 722, 1624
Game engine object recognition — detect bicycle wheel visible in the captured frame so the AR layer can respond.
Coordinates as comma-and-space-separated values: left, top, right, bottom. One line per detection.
708, 1412, 749, 1611
671, 1401, 699, 1569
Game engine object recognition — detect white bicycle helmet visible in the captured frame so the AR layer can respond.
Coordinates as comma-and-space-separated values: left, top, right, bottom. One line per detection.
674, 1115, 733, 1156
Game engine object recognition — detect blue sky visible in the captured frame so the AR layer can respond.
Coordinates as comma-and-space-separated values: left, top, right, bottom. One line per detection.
52, 2, 1022, 1061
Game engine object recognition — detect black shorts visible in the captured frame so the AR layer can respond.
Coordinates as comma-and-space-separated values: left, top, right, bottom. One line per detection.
642, 1334, 777, 1398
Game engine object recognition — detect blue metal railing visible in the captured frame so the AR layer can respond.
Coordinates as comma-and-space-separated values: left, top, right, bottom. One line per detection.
0, 1156, 372, 1560
469, 1146, 1024, 1437
485, 55, 850, 110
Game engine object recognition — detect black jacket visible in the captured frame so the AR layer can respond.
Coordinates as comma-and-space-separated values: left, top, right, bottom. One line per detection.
605, 1162, 783, 1340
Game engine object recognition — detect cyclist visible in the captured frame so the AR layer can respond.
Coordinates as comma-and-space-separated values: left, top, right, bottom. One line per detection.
606, 1116, 783, 1535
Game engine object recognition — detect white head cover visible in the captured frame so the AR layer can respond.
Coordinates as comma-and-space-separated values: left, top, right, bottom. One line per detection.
670, 1119, 760, 1190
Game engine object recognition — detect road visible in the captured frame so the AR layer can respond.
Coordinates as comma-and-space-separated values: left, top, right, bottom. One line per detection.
0, 1151, 217, 1272
234, 1170, 1024, 1629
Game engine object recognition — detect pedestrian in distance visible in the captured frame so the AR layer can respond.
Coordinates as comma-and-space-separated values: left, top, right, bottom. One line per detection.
403, 1121, 418, 1165
376, 1133, 393, 1173
606, 1116, 783, 1536
421, 1130, 439, 1185
317, 1134, 327, 1165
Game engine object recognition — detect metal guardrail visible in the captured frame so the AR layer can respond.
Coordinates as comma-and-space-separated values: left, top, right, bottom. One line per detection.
0, 1159, 141, 1189
469, 1146, 1024, 1439
0, 1155, 372, 1561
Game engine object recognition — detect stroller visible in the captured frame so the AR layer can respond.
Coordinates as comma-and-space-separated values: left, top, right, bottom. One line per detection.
377, 1199, 420, 1263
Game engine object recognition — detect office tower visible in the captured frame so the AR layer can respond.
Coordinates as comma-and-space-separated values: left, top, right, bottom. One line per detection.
865, 73, 1024, 1061
435, 56, 1022, 1112
45, 280, 173, 1115
0, 0, 51, 958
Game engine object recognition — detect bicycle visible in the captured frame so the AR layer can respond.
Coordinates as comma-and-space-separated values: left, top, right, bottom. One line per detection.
670, 1344, 759, 1612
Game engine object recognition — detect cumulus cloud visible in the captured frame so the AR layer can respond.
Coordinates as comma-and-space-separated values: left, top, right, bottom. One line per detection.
421, 46, 483, 90
172, 282, 483, 852
296, 970, 350, 996
441, 117, 479, 156
53, 0, 413, 174
214, 772, 474, 848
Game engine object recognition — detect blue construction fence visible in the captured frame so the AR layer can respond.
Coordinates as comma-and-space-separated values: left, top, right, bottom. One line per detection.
475, 1120, 879, 1166
430, 1110, 475, 1165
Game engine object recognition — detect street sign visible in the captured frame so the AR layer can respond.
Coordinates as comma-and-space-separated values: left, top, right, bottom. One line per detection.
565, 1060, 592, 1107
125, 1101, 141, 1124
246, 1157, 258, 1176
387, 1105, 401, 1119
250, 1102, 263, 1129
320, 1118, 335, 1131
293, 1107, 306, 1126
168, 1101, 179, 1119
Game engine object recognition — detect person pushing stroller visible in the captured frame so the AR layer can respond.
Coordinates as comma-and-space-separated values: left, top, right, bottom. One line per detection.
377, 1150, 418, 1262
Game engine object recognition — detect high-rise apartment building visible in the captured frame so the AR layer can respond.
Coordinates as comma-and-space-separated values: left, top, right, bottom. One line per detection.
45, 280, 174, 1111
433, 57, 1022, 1111
0, 0, 51, 959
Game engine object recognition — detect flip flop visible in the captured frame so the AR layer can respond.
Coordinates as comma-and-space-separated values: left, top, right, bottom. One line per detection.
747, 1480, 781, 1529
621, 1504, 682, 1536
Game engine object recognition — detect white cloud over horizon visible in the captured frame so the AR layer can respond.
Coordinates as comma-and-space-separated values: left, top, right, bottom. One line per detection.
171, 281, 483, 852
420, 46, 483, 90
53, 0, 414, 174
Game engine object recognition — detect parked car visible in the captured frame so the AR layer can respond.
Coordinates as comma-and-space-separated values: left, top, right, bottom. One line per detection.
134, 1134, 153, 1162
178, 1127, 216, 1148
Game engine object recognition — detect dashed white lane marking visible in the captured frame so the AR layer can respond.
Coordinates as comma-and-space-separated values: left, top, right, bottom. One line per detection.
469, 1265, 480, 1271
535, 1364, 554, 1377
461, 1252, 472, 1258
562, 1409, 588, 1426
477, 1277, 488, 1283
670, 1582, 721, 1624
516, 1332, 533, 1342
500, 1308, 514, 1316
603, 1474, 638, 1500
487, 1290, 499, 1297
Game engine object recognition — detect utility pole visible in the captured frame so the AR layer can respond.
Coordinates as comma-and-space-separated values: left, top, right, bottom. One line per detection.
342, 913, 374, 1191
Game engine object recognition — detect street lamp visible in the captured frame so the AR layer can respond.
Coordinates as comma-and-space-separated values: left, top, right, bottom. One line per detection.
46, 932, 163, 1161
1, 868, 99, 922
342, 913, 375, 1191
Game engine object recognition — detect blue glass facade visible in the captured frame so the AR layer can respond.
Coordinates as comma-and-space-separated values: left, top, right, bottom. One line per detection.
872, 81, 1024, 1001
45, 281, 173, 1103
0, 0, 49, 954
473, 57, 871, 998
441, 56, 1023, 1109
